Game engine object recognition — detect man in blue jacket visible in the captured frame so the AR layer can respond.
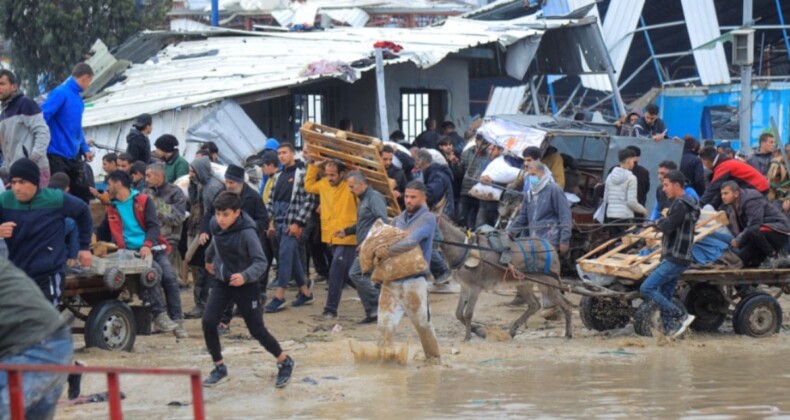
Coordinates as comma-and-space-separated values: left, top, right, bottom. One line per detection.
414, 150, 453, 286
42, 63, 94, 202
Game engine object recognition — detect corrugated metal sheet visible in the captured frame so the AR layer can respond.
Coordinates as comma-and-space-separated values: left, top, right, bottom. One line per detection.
324, 8, 370, 28
580, 0, 645, 92
681, 0, 731, 86
485, 85, 528, 116
83, 17, 556, 127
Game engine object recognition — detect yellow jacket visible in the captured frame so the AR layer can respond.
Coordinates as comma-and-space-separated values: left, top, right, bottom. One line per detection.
542, 152, 565, 189
304, 163, 358, 245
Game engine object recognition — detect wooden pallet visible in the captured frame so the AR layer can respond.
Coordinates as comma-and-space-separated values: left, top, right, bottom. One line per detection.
300, 122, 401, 217
576, 210, 729, 280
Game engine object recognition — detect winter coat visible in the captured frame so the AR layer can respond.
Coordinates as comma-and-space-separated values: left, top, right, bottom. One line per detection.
0, 188, 92, 278
0, 93, 50, 173
447, 131, 466, 157
604, 166, 647, 219
390, 205, 436, 268
656, 194, 700, 266
727, 188, 790, 247
344, 186, 388, 243
632, 163, 650, 206
42, 77, 89, 160
164, 151, 189, 184
422, 162, 455, 217
386, 165, 408, 194
509, 182, 572, 246
266, 161, 317, 227
542, 152, 566, 189
191, 157, 224, 219
460, 145, 490, 196
126, 127, 151, 164
650, 185, 699, 221
206, 213, 268, 284
700, 157, 769, 208
99, 191, 171, 253
202, 183, 268, 238
680, 150, 705, 196
145, 182, 188, 246
303, 163, 358, 245
632, 116, 667, 138
746, 151, 773, 177
414, 130, 440, 150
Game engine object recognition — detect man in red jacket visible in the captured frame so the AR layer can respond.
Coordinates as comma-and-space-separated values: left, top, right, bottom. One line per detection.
698, 147, 769, 209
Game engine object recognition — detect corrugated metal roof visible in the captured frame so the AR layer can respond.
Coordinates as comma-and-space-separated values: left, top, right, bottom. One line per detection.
83, 17, 558, 128
485, 85, 528, 116
325, 8, 370, 28
461, 0, 521, 19
681, 0, 731, 86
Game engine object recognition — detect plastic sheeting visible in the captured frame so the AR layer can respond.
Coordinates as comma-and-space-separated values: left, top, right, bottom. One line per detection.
186, 100, 268, 164
477, 117, 546, 158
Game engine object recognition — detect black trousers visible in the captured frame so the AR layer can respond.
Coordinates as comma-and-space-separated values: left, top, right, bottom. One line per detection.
737, 229, 788, 267
48, 154, 91, 203
202, 281, 282, 363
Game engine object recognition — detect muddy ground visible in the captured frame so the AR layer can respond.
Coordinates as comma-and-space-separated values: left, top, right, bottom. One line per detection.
56, 280, 790, 419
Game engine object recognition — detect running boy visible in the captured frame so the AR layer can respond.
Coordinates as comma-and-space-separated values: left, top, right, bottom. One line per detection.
202, 191, 294, 388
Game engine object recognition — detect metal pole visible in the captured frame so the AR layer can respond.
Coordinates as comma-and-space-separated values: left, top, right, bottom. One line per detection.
547, 78, 558, 115
606, 65, 627, 117
529, 76, 541, 115
374, 48, 389, 140
640, 16, 665, 84
740, 0, 753, 149
775, 0, 790, 59
211, 0, 219, 27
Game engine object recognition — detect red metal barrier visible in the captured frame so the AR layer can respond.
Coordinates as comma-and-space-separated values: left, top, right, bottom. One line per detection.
0, 364, 205, 420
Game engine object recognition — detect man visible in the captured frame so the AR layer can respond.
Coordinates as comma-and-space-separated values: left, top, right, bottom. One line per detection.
458, 134, 489, 229
145, 163, 188, 288
541, 146, 565, 190
721, 181, 790, 268
42, 63, 94, 202
479, 143, 519, 227
649, 161, 699, 221
117, 152, 133, 173
0, 158, 92, 304
0, 257, 73, 419
126, 113, 152, 164
632, 104, 667, 141
203, 142, 220, 163
130, 161, 147, 191
259, 151, 279, 288
440, 121, 466, 157
97, 171, 186, 338
680, 136, 706, 196
378, 180, 441, 362
699, 147, 769, 209
639, 170, 698, 338
414, 118, 440, 150
746, 133, 775, 176
338, 170, 387, 324
154, 134, 189, 183
381, 145, 408, 205
626, 145, 650, 207
0, 69, 50, 187
264, 143, 317, 313
437, 136, 463, 214
603, 148, 647, 236
303, 155, 358, 318
414, 150, 454, 286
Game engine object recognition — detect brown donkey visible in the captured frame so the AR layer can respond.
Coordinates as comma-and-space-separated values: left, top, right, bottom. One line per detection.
435, 214, 575, 341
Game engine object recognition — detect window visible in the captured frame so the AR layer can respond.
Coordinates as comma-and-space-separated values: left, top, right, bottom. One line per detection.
401, 92, 430, 143
293, 94, 324, 147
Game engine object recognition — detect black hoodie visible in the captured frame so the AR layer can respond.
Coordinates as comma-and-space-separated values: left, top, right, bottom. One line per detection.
206, 212, 268, 284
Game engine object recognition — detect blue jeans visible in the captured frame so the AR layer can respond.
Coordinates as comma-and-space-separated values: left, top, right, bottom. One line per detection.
0, 326, 73, 419
640, 260, 687, 332
275, 223, 306, 289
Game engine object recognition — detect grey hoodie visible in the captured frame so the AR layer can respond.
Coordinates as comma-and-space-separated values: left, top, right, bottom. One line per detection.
190, 156, 224, 215
206, 212, 268, 284
604, 166, 646, 219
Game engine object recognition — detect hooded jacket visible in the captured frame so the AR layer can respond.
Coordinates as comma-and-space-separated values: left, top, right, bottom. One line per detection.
746, 151, 773, 177
727, 188, 790, 247
509, 180, 571, 246
0, 92, 50, 173
700, 156, 769, 208
42, 77, 89, 160
632, 115, 667, 138
191, 157, 224, 218
656, 194, 700, 266
126, 127, 151, 164
422, 162, 455, 217
681, 149, 705, 196
604, 166, 647, 219
304, 163, 358, 245
206, 212, 268, 284
202, 183, 269, 237
145, 181, 188, 246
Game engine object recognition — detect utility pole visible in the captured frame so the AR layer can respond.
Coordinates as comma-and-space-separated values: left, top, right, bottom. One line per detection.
211, 0, 219, 27
740, 0, 753, 148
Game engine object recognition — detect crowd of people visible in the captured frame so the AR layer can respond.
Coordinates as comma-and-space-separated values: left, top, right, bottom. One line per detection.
1, 61, 790, 417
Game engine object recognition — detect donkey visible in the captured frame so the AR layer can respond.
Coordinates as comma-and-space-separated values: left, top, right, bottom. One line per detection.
435, 214, 575, 341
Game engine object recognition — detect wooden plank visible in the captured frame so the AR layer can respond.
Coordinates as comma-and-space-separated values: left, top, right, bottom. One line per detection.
306, 143, 384, 171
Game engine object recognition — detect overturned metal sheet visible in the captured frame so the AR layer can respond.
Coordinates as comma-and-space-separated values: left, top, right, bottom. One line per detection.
186, 99, 267, 164
681, 0, 731, 86
324, 8, 370, 28
485, 85, 528, 116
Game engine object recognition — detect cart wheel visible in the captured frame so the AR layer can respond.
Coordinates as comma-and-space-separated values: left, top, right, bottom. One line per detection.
733, 293, 782, 338
683, 285, 728, 332
102, 268, 125, 290
579, 296, 631, 331
84, 300, 136, 352
139, 267, 160, 288
633, 298, 686, 337
732, 291, 764, 334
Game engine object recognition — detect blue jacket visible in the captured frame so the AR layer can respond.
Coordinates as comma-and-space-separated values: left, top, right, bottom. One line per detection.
422, 163, 455, 217
390, 205, 436, 269
0, 188, 92, 278
42, 77, 89, 159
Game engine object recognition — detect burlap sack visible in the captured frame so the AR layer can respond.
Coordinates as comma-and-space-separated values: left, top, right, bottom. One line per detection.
360, 220, 428, 283
371, 246, 428, 284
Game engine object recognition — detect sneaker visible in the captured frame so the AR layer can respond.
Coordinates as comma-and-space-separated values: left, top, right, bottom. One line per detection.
67, 360, 85, 400
153, 313, 178, 333
670, 314, 696, 338
275, 356, 295, 388
322, 310, 337, 319
358, 314, 378, 324
184, 306, 204, 319
174, 322, 189, 339
292, 292, 314, 307
203, 364, 229, 387
434, 272, 451, 286
264, 298, 287, 313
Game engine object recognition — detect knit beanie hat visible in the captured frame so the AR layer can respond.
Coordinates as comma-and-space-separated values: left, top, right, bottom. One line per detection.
154, 134, 179, 153
9, 158, 40, 186
225, 165, 245, 183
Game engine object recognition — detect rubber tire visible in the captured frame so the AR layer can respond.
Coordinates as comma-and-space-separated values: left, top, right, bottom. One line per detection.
733, 293, 782, 338
683, 285, 728, 332
633, 298, 686, 337
103, 267, 125, 291
732, 291, 765, 335
84, 300, 137, 352
579, 296, 631, 331
139, 267, 160, 288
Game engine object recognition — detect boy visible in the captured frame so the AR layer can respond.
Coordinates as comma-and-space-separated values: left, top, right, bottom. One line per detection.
202, 191, 294, 388
117, 152, 134, 173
